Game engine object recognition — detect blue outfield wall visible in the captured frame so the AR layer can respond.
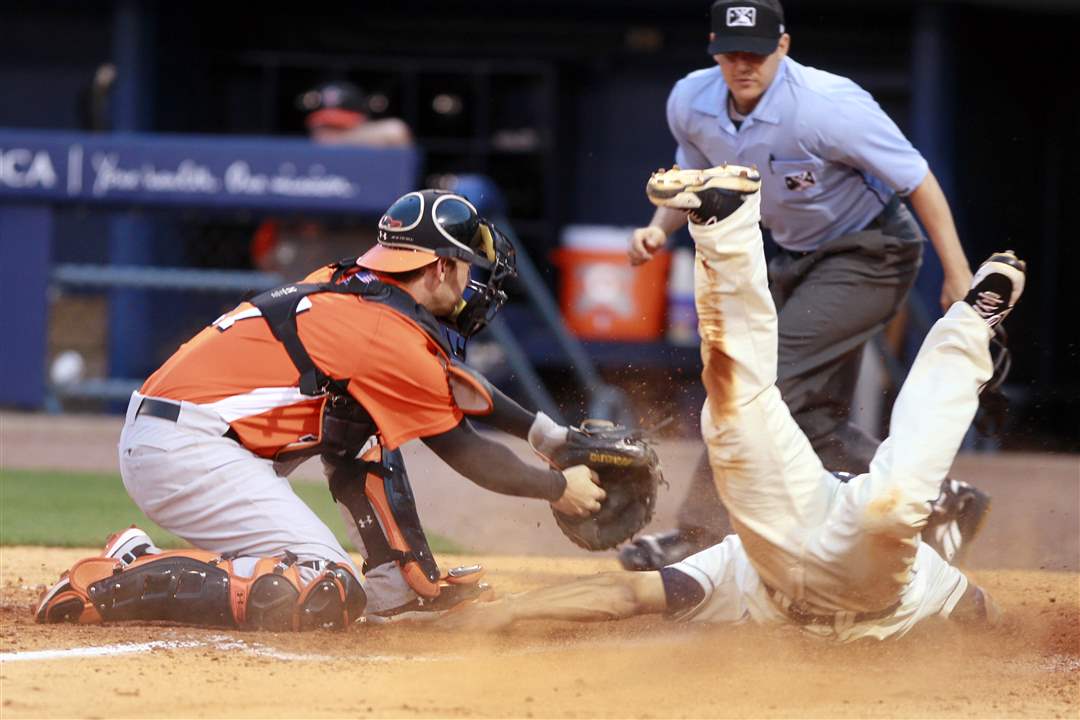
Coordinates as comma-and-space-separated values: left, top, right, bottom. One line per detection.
0, 129, 420, 408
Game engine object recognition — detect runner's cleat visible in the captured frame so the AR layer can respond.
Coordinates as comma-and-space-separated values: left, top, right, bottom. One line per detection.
646, 164, 761, 225
964, 251, 1026, 327
618, 528, 722, 571
922, 479, 992, 565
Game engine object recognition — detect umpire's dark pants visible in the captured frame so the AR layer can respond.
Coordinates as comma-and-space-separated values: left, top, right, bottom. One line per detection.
677, 197, 924, 537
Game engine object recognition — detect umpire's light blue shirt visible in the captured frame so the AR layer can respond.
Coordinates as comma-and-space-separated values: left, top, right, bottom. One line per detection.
668, 57, 928, 252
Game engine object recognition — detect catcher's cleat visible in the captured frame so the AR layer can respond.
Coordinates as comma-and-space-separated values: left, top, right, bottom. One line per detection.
964, 251, 1026, 327
617, 528, 722, 572
372, 565, 494, 621
101, 525, 157, 566
646, 164, 761, 225
922, 479, 992, 565
34, 525, 158, 622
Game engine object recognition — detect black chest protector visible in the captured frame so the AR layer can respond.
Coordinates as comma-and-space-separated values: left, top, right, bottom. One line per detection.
245, 259, 453, 458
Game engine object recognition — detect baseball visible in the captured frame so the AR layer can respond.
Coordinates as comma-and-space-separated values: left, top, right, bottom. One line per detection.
49, 350, 85, 386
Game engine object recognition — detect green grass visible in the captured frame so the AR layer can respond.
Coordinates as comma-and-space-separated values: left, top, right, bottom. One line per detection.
0, 468, 463, 554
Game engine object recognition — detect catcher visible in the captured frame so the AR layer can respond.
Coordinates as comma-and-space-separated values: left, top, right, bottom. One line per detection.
445, 166, 1022, 641
34, 189, 659, 631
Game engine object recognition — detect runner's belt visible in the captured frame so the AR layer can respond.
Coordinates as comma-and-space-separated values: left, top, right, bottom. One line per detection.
764, 584, 901, 627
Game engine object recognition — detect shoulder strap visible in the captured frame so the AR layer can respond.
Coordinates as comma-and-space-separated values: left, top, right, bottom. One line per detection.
249, 283, 344, 396
248, 266, 453, 397
326, 260, 453, 357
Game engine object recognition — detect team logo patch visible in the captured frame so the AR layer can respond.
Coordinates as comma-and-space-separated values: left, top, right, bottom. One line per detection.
726, 7, 757, 27
784, 170, 817, 191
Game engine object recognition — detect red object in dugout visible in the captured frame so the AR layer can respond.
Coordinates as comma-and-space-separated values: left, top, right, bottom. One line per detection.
553, 247, 670, 341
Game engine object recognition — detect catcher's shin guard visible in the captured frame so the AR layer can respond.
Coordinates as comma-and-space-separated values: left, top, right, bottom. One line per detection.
327, 445, 442, 598
34, 550, 365, 631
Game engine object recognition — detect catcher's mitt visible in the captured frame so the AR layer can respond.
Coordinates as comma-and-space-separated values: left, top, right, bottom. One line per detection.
548, 420, 663, 551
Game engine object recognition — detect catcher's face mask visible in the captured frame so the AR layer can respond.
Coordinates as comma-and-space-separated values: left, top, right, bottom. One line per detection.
357, 189, 516, 342
444, 218, 516, 339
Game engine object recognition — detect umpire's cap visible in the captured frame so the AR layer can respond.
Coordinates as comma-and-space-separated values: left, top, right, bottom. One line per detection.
357, 190, 499, 273
707, 0, 785, 56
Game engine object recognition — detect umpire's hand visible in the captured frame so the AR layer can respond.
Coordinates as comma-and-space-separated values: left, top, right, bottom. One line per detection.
628, 226, 667, 266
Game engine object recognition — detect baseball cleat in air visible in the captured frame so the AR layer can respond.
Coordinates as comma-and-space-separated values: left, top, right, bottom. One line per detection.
922, 479, 992, 565
646, 164, 761, 225
964, 251, 1026, 327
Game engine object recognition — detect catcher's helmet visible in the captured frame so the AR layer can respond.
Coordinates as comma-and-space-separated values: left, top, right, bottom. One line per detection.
357, 190, 516, 339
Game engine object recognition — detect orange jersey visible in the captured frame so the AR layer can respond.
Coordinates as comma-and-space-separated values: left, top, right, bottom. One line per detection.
141, 267, 462, 456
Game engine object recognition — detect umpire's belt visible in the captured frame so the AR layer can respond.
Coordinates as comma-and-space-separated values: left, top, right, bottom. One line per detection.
131, 393, 235, 440
765, 584, 901, 627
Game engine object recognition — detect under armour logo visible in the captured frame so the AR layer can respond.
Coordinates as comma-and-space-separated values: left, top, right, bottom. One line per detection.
726, 7, 756, 27
357, 515, 375, 529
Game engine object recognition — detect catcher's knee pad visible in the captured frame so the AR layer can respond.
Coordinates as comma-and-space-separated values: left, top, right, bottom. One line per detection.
294, 563, 368, 631
327, 446, 441, 598
34, 551, 365, 631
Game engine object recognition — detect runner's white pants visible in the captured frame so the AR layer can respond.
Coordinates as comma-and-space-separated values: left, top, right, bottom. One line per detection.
669, 191, 993, 641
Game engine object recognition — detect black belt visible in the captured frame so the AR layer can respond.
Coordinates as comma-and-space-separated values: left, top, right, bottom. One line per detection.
765, 585, 901, 627
778, 247, 814, 259
136, 397, 181, 422
136, 397, 239, 442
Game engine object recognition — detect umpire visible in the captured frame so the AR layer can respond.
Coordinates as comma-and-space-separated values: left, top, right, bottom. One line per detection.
623, 0, 983, 569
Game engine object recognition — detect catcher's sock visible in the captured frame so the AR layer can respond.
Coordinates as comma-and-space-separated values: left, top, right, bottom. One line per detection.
964, 251, 1026, 327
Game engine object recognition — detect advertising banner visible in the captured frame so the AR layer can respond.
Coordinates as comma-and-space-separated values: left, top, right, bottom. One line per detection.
0, 130, 419, 213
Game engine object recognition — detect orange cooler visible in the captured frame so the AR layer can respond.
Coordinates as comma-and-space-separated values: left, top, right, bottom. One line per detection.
553, 225, 670, 341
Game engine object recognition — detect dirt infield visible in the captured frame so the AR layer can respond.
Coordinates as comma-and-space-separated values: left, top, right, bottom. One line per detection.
1, 548, 1077, 719
2, 412, 1078, 717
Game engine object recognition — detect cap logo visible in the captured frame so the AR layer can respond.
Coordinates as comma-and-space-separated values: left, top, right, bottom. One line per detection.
726, 6, 756, 27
